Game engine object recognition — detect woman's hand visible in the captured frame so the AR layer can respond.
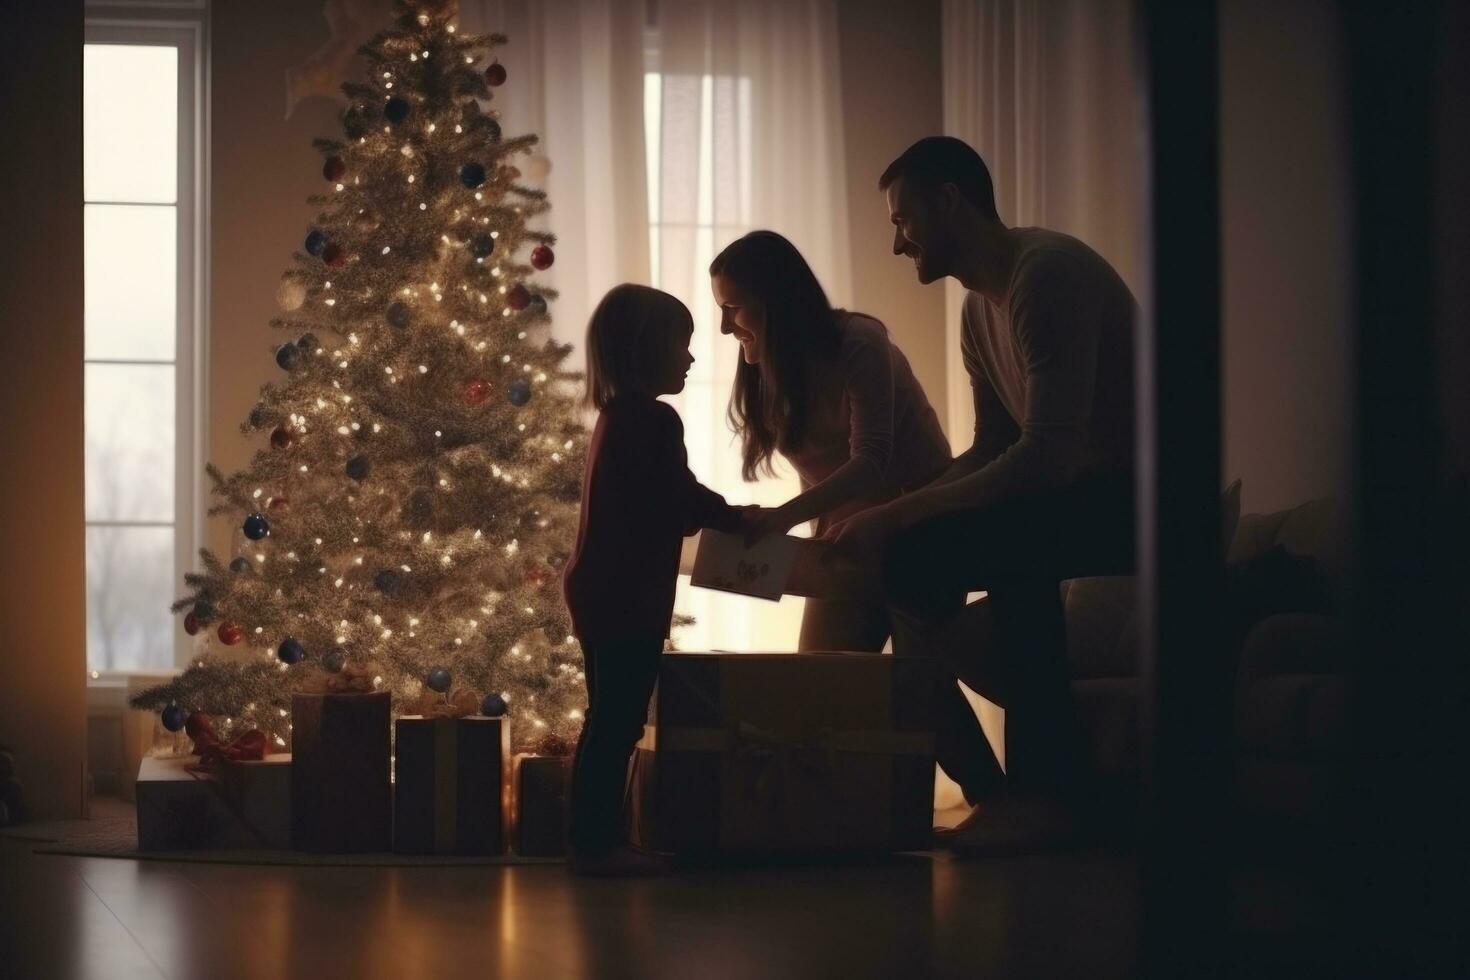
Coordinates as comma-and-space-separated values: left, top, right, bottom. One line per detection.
741, 505, 795, 547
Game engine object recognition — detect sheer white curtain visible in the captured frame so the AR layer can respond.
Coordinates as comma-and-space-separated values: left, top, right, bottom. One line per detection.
459, 0, 650, 362
648, 0, 851, 651
941, 0, 1141, 448
460, 0, 852, 652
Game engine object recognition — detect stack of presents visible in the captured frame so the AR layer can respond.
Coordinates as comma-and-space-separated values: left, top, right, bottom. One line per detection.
135, 650, 938, 858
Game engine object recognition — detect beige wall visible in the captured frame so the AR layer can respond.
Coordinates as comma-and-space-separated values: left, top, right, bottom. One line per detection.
207, 2, 343, 557
0, 4, 87, 819
1220, 0, 1352, 515
837, 0, 950, 435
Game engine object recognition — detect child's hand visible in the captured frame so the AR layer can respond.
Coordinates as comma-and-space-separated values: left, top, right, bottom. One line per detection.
741, 506, 792, 548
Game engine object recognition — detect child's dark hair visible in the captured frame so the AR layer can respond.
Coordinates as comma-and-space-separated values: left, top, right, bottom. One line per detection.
584, 284, 692, 410
709, 231, 843, 481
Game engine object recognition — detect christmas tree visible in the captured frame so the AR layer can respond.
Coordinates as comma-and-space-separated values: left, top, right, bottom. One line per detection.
132, 0, 587, 752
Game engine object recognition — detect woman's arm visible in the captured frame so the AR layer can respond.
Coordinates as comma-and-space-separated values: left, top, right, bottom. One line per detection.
756, 321, 896, 536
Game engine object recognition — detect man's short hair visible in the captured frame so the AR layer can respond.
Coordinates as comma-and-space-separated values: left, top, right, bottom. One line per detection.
879, 136, 999, 221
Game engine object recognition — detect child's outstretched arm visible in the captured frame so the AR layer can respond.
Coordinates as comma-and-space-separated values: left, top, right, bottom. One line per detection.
657, 405, 742, 536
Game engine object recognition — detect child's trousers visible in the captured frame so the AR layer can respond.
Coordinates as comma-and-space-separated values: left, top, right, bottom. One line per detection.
567, 633, 664, 856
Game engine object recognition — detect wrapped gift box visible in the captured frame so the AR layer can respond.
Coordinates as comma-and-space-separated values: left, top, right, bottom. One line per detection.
291, 691, 391, 852
136, 756, 248, 850
394, 715, 509, 855
512, 754, 572, 856
218, 753, 292, 849
628, 652, 937, 855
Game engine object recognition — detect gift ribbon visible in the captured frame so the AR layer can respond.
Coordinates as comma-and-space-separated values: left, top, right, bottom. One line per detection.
184, 714, 268, 774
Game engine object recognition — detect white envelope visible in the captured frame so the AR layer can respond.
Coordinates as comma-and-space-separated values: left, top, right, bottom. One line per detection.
689, 529, 799, 601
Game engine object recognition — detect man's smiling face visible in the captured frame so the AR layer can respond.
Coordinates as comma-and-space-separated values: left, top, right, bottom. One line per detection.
886, 176, 951, 285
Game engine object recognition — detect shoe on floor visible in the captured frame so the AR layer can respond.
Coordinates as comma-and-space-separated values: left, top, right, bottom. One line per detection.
934, 803, 991, 838
569, 844, 669, 878
937, 796, 1085, 857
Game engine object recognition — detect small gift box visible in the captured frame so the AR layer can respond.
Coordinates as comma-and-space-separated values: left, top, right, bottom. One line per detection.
291, 691, 391, 853
628, 652, 937, 855
217, 754, 292, 850
136, 755, 258, 851
512, 753, 572, 857
394, 715, 510, 855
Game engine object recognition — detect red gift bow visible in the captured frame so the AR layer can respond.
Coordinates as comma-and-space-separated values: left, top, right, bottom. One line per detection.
184, 711, 268, 773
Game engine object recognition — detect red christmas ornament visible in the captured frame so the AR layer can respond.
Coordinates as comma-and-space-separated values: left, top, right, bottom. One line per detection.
462, 378, 491, 406
217, 621, 245, 645
270, 426, 293, 450
322, 243, 347, 268
183, 613, 200, 636
530, 245, 555, 270
322, 156, 346, 181
485, 62, 507, 87
268, 495, 290, 512
184, 710, 212, 742
507, 284, 531, 311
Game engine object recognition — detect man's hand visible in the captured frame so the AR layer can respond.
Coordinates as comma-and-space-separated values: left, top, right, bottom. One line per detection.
741, 505, 795, 548
822, 504, 900, 568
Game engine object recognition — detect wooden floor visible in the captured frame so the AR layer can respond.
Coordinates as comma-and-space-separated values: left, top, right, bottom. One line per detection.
0, 832, 1143, 980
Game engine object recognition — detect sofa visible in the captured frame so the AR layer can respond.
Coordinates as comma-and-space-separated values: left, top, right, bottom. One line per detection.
1061, 496, 1347, 837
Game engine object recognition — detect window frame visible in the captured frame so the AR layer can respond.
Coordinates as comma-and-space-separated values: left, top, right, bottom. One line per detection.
83, 9, 209, 680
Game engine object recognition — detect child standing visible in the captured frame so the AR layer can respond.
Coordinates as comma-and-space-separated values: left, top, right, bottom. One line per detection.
563, 284, 743, 875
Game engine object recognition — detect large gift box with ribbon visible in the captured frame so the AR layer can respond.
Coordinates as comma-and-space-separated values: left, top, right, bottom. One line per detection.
394, 715, 510, 855
291, 691, 392, 852
628, 652, 937, 854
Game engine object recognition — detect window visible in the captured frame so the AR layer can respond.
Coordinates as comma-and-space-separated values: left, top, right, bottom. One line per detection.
643, 68, 808, 652
83, 19, 205, 673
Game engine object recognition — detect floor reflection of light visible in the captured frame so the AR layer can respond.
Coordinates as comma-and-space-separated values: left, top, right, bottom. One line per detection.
497, 865, 519, 974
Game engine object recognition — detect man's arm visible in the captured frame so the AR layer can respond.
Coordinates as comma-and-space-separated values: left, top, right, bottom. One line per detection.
889, 256, 1098, 526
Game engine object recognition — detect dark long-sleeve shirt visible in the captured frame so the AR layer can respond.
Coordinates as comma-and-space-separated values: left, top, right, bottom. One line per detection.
955, 228, 1137, 506
563, 394, 741, 645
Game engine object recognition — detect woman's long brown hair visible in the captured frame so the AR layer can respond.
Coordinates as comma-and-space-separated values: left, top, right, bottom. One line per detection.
710, 231, 844, 481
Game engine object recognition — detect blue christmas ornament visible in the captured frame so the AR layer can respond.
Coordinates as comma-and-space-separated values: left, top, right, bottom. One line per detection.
161, 705, 187, 732
345, 455, 370, 481
480, 693, 508, 717
470, 234, 495, 259
459, 162, 487, 188
274, 343, 300, 371
304, 229, 327, 256
229, 557, 251, 574
373, 569, 402, 594
384, 96, 411, 124
321, 649, 346, 673
277, 637, 305, 665
386, 302, 411, 329
297, 332, 318, 351
425, 667, 452, 693
242, 512, 271, 540
248, 405, 268, 429
527, 294, 548, 316
507, 379, 532, 407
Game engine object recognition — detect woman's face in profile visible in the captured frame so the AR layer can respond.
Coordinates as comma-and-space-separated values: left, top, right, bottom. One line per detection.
712, 273, 766, 365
